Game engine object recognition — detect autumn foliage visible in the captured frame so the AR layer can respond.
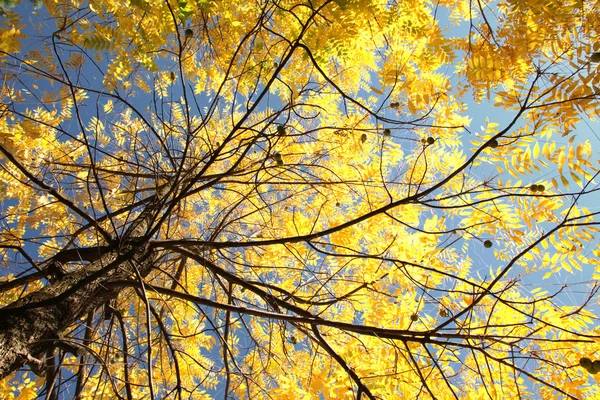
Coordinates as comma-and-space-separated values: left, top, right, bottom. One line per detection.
1, 0, 600, 398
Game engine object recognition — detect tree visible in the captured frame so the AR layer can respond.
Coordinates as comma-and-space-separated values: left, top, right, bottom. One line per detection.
0, 0, 599, 398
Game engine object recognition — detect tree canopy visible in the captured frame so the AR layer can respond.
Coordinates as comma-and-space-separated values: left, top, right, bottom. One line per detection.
1, 0, 600, 398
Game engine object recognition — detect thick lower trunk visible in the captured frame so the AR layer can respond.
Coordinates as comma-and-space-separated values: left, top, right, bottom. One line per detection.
0, 245, 155, 379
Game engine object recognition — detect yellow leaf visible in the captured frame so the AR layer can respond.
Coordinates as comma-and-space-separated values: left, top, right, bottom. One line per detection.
557, 149, 566, 175
570, 172, 582, 188
370, 86, 384, 95
576, 142, 584, 160
567, 145, 575, 165
533, 142, 540, 159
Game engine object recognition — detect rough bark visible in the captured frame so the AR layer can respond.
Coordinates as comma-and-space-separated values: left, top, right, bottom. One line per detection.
0, 243, 156, 379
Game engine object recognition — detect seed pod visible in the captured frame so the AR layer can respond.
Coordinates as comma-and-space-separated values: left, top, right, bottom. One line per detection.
484, 240, 493, 248
488, 139, 498, 148
591, 360, 600, 374
361, 133, 367, 143
426, 137, 435, 145
580, 357, 593, 369
185, 28, 193, 38
383, 128, 391, 136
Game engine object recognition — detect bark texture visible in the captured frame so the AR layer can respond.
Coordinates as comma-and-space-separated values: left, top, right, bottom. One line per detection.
0, 244, 156, 379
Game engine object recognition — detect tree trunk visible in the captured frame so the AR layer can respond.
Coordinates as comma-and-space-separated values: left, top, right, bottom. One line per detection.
0, 244, 156, 379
